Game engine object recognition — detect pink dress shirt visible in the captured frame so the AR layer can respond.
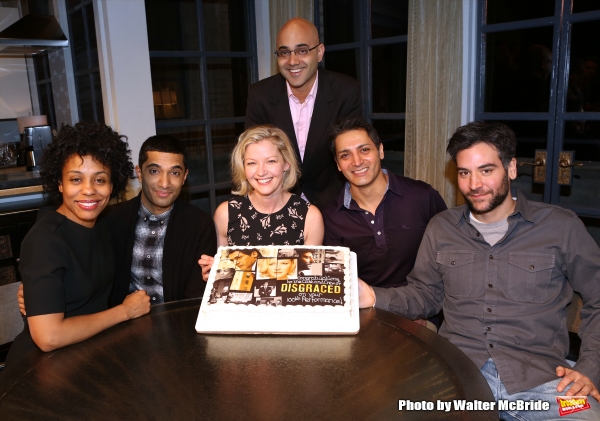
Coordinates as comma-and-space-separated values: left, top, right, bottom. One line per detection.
286, 73, 319, 161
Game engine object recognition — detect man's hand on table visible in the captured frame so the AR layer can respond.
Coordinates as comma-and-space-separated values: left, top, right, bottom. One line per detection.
358, 279, 428, 327
556, 366, 600, 402
17, 283, 25, 315
358, 278, 376, 308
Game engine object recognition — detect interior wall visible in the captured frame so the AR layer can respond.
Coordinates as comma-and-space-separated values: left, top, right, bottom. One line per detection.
93, 0, 156, 198
0, 7, 33, 119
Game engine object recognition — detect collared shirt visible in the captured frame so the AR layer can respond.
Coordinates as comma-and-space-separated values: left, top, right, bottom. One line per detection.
287, 72, 318, 161
373, 190, 600, 394
322, 170, 447, 288
129, 203, 172, 304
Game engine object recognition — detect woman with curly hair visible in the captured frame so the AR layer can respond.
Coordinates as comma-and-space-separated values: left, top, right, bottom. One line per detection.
198, 125, 324, 280
6, 122, 150, 365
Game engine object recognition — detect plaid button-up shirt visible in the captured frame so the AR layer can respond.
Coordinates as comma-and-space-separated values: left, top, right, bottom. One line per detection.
129, 203, 172, 304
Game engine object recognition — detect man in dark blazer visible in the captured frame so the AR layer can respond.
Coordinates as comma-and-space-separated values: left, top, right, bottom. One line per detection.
105, 135, 216, 306
245, 18, 362, 207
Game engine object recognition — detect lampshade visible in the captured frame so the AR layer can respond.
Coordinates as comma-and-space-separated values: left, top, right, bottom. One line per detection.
17, 115, 48, 133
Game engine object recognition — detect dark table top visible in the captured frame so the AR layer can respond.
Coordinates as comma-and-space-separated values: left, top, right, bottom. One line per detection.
0, 299, 497, 420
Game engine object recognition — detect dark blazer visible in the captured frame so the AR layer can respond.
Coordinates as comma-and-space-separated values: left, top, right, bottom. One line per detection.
104, 194, 217, 306
245, 68, 362, 207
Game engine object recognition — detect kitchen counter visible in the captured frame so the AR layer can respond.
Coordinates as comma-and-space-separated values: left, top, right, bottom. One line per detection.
0, 166, 42, 197
0, 167, 45, 212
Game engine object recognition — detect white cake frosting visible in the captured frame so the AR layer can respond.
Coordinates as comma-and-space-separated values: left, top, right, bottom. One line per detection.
195, 246, 359, 335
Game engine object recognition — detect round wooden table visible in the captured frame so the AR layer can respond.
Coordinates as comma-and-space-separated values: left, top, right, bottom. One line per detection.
0, 299, 497, 420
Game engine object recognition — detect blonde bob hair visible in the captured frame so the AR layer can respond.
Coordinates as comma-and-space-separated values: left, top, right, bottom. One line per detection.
231, 125, 301, 196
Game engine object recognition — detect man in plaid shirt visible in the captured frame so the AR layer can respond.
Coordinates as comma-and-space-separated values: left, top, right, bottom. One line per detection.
106, 135, 217, 305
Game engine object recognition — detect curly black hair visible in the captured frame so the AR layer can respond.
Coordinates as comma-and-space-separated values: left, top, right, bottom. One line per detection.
40, 122, 134, 204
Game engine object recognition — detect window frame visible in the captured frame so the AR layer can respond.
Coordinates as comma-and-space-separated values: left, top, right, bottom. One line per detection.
314, 0, 407, 123
475, 0, 600, 218
66, 0, 104, 123
148, 0, 258, 215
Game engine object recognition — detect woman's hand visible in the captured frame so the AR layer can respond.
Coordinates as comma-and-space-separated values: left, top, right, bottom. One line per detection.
28, 290, 151, 353
198, 254, 215, 281
17, 283, 26, 315
121, 290, 151, 319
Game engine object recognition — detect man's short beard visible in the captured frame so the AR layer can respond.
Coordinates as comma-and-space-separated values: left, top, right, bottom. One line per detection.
465, 172, 510, 215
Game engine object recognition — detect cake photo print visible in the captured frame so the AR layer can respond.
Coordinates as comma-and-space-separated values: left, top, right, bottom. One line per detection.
196, 246, 360, 334
209, 247, 344, 307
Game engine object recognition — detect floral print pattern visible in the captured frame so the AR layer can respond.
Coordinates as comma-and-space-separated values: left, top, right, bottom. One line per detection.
227, 194, 309, 246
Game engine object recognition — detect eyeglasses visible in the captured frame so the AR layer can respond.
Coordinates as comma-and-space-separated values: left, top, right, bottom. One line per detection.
274, 44, 320, 58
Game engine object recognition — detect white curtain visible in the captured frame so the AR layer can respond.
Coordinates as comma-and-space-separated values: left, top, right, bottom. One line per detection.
405, 0, 463, 207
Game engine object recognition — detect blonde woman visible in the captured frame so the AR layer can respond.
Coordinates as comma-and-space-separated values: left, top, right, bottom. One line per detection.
257, 257, 297, 281
200, 125, 323, 280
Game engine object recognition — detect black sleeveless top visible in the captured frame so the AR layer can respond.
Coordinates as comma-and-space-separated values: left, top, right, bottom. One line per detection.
227, 194, 309, 246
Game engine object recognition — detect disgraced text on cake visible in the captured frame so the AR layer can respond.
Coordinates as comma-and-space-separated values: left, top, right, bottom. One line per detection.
195, 246, 359, 334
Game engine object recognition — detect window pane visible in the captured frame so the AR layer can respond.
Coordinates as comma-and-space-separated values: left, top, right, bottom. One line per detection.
371, 0, 408, 38
188, 190, 211, 214
70, 8, 88, 71
566, 20, 600, 114
76, 74, 94, 121
216, 188, 233, 210
212, 123, 244, 184
484, 27, 554, 112
323, 49, 359, 79
206, 58, 249, 118
157, 125, 208, 186
375, 119, 405, 175
93, 73, 104, 122
203, 0, 248, 51
372, 43, 407, 113
487, 120, 548, 202
68, 0, 82, 8
559, 126, 600, 209
38, 83, 56, 128
322, 0, 359, 44
151, 58, 203, 120
486, 0, 555, 25
573, 0, 600, 14
33, 55, 50, 80
86, 4, 99, 68
37, 82, 49, 113
145, 0, 199, 51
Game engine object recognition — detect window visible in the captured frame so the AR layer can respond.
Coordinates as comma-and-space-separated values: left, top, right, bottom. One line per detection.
66, 0, 104, 123
476, 0, 600, 243
33, 54, 57, 129
315, 0, 409, 174
145, 0, 257, 215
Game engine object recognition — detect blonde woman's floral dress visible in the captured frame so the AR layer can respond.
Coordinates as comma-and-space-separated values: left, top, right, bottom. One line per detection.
226, 194, 309, 246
